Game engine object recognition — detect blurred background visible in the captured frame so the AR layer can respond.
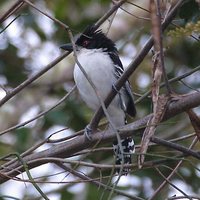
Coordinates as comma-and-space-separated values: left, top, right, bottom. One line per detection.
0, 0, 200, 199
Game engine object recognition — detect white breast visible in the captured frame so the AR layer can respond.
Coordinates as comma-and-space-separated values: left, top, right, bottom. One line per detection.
74, 48, 116, 111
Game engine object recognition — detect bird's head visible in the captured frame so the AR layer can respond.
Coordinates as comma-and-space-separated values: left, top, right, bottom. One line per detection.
60, 25, 117, 53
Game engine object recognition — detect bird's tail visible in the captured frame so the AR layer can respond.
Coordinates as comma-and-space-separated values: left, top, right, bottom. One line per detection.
113, 137, 135, 174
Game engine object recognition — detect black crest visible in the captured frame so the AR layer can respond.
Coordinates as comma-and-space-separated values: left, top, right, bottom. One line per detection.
75, 25, 117, 52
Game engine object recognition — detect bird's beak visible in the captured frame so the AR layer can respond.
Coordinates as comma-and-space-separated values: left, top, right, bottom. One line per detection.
60, 43, 73, 52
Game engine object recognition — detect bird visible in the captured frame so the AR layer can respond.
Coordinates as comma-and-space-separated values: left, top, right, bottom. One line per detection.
60, 25, 136, 174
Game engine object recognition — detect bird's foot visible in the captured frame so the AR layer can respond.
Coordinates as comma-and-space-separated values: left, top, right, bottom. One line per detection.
84, 125, 93, 141
112, 84, 119, 93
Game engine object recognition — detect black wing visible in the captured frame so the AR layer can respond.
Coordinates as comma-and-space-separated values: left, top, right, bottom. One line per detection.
108, 52, 136, 117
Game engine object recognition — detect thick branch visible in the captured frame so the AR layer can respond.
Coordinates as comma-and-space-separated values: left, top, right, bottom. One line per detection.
0, 91, 199, 183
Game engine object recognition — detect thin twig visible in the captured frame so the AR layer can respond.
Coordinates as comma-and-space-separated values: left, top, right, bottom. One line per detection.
22, 0, 69, 30
0, 51, 69, 107
155, 167, 192, 199
95, 0, 126, 28
120, 6, 150, 21
168, 195, 200, 200
0, 86, 76, 136
127, 1, 200, 42
151, 136, 200, 159
8, 153, 50, 200
127, 1, 149, 13
135, 64, 200, 104
0, 14, 26, 34
57, 163, 144, 200
148, 136, 198, 200
180, 80, 200, 92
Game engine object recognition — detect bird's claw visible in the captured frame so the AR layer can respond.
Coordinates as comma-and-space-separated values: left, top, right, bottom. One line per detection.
112, 84, 119, 93
84, 125, 92, 141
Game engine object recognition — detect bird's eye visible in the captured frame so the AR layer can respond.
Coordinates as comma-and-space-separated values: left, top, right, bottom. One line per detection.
83, 40, 90, 47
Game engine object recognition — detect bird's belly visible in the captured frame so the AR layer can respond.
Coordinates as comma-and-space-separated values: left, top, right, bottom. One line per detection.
74, 54, 116, 111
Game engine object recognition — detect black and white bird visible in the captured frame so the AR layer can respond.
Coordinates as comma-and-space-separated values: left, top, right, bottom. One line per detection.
60, 25, 136, 174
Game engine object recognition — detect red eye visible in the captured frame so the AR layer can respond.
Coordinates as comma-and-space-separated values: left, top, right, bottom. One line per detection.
83, 40, 90, 47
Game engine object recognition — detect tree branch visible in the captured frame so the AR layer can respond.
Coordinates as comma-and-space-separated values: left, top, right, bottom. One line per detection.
57, 163, 144, 200
0, 52, 70, 107
0, 90, 199, 183
148, 136, 198, 200
0, 0, 24, 23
